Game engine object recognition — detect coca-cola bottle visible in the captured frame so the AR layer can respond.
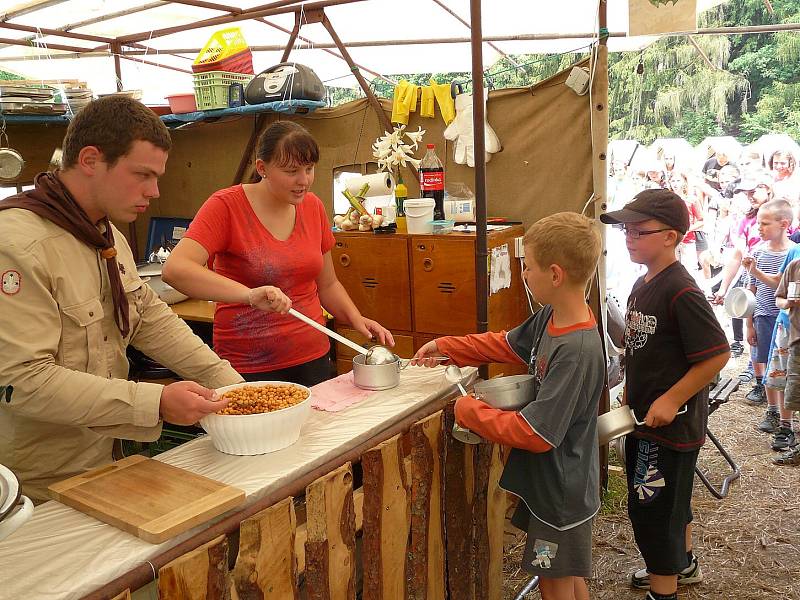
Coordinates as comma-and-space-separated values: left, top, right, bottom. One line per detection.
420, 143, 445, 220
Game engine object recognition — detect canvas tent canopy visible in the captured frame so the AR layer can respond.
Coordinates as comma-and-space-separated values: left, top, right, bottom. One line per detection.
0, 0, 726, 103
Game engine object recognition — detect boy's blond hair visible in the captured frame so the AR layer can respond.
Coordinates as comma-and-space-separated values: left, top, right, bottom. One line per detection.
759, 199, 793, 225
524, 212, 602, 285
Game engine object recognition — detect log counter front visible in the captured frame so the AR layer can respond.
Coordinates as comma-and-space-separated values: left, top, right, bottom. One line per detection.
0, 365, 510, 600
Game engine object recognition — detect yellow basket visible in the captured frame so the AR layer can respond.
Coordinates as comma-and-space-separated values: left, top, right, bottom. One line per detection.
193, 27, 249, 66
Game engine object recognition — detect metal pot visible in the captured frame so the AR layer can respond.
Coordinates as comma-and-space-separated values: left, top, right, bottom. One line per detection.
724, 287, 756, 319
137, 263, 189, 305
598, 404, 687, 446
474, 375, 535, 410
352, 354, 400, 390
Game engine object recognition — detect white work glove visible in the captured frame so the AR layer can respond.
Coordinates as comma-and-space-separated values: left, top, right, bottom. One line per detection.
443, 89, 501, 167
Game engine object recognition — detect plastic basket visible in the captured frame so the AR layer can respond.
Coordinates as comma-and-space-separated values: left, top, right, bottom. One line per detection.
192, 71, 253, 110
191, 49, 253, 75
193, 27, 248, 67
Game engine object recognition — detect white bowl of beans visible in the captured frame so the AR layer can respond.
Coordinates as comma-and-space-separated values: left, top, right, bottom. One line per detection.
200, 381, 312, 455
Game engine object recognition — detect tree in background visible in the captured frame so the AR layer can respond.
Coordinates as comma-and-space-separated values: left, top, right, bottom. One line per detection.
333, 0, 800, 145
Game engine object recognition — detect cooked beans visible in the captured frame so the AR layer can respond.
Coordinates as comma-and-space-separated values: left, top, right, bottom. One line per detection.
217, 384, 309, 415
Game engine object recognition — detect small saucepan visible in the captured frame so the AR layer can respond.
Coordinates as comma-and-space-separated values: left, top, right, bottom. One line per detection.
597, 404, 687, 446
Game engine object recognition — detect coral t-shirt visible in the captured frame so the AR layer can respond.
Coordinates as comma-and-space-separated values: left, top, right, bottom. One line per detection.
186, 185, 336, 373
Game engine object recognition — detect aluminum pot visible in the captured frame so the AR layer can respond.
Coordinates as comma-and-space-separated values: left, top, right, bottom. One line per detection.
724, 287, 756, 319
352, 354, 400, 390
598, 404, 687, 446
597, 406, 641, 446
474, 375, 535, 410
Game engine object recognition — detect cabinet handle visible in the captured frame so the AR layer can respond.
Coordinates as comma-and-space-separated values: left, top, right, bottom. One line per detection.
417, 244, 426, 251
423, 257, 434, 272
339, 254, 351, 267
336, 241, 344, 248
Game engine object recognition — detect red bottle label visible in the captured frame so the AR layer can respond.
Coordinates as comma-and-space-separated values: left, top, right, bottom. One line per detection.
420, 170, 444, 191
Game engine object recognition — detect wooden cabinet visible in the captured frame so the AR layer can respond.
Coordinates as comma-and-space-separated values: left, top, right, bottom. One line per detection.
332, 227, 529, 377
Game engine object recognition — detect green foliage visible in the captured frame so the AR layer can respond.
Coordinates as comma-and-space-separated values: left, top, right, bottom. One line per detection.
324, 0, 800, 145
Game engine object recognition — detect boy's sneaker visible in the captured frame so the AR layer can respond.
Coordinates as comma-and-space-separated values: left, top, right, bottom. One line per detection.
757, 411, 780, 433
745, 383, 766, 405
772, 444, 800, 466
730, 341, 744, 358
630, 555, 703, 589
771, 427, 796, 451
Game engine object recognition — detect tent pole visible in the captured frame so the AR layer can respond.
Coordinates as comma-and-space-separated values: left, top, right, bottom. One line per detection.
470, 0, 489, 383
280, 11, 303, 63
594, 0, 610, 491
320, 12, 393, 134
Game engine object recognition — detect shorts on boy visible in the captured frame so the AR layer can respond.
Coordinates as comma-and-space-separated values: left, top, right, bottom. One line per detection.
625, 436, 698, 575
511, 504, 592, 579
753, 314, 778, 364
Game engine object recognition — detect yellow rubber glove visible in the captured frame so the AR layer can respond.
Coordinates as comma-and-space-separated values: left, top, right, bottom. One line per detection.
430, 78, 455, 125
420, 86, 435, 118
391, 80, 411, 125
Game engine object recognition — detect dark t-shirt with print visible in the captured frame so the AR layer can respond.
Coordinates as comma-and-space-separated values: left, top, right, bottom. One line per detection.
625, 262, 729, 452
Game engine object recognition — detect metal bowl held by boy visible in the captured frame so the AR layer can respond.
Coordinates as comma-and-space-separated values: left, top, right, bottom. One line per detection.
473, 375, 535, 410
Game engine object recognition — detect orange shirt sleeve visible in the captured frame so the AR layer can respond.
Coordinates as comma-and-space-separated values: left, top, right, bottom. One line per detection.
437, 331, 526, 366
455, 395, 553, 453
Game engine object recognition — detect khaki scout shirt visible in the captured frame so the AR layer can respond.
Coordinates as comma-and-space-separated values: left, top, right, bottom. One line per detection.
0, 209, 243, 502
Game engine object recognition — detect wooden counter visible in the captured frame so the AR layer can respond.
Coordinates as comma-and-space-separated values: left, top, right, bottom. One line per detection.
0, 366, 501, 600
169, 299, 215, 323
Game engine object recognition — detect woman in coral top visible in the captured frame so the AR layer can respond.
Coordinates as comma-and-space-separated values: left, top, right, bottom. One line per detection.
163, 121, 393, 386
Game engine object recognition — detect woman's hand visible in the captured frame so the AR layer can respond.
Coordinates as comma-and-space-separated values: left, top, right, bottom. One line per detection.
411, 340, 451, 367
353, 317, 395, 347
247, 286, 292, 314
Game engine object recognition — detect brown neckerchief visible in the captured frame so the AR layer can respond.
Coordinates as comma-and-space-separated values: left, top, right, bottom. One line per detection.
0, 171, 130, 337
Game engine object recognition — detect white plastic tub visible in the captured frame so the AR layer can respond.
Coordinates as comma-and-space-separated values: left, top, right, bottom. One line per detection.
200, 381, 312, 455
404, 198, 436, 234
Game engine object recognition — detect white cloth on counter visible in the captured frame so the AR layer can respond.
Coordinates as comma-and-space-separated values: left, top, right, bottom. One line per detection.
0, 365, 476, 600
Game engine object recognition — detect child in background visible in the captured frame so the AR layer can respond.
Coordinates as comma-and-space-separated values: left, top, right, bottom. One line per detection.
412, 212, 605, 600
773, 258, 800, 464
742, 200, 794, 416
600, 189, 730, 600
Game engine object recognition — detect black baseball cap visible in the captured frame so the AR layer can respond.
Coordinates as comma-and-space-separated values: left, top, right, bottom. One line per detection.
600, 188, 690, 235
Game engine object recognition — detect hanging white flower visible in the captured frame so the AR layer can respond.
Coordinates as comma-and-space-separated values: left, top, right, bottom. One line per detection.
371, 125, 425, 173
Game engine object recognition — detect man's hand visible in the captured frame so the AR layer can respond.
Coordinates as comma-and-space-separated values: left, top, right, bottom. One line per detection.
159, 381, 229, 425
248, 286, 291, 314
644, 395, 683, 428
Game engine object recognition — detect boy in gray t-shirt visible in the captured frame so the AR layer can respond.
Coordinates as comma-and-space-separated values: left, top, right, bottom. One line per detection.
773, 258, 800, 465
413, 213, 604, 599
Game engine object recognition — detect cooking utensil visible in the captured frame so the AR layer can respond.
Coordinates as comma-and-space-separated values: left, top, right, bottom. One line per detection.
0, 464, 21, 524
597, 404, 688, 446
446, 365, 482, 445
364, 344, 399, 365
474, 375, 535, 410
724, 287, 756, 319
137, 263, 189, 305
49, 455, 245, 543
288, 308, 369, 356
352, 354, 400, 390
0, 495, 33, 542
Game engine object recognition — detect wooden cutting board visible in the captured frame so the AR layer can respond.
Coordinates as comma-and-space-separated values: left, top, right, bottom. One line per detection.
49, 455, 245, 543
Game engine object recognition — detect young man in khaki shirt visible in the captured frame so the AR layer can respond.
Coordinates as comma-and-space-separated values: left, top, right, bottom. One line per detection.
0, 97, 256, 502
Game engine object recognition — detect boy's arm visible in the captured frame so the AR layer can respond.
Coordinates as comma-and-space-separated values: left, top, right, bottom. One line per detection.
437, 332, 527, 367
645, 352, 730, 427
455, 395, 553, 453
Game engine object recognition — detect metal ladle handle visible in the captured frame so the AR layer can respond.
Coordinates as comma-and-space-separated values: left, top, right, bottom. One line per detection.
288, 308, 369, 356
632, 404, 688, 426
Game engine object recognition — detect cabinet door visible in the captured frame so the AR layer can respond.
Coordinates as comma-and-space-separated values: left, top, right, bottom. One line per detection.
331, 235, 412, 331
411, 238, 476, 335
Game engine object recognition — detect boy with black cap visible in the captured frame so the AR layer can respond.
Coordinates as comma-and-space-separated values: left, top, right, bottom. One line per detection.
600, 189, 730, 600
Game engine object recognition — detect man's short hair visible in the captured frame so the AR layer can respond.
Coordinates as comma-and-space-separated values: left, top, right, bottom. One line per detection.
61, 96, 172, 168
759, 199, 794, 224
524, 212, 602, 286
